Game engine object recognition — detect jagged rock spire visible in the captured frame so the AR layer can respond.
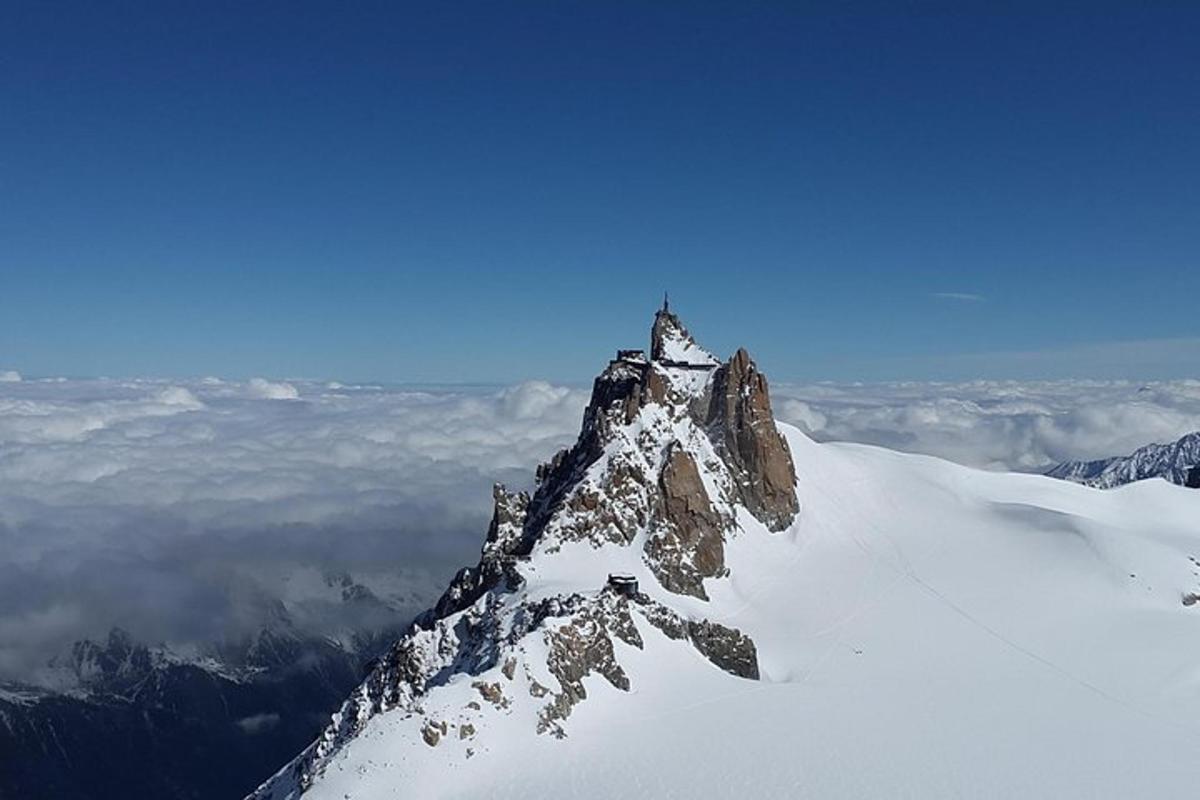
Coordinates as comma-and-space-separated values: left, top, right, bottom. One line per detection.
704, 348, 800, 531
436, 304, 798, 608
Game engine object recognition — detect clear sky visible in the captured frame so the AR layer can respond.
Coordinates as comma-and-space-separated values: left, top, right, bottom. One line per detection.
1, 1, 1197, 383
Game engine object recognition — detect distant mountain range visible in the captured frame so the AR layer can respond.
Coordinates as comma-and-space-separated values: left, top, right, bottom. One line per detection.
0, 574, 411, 800
1047, 431, 1200, 489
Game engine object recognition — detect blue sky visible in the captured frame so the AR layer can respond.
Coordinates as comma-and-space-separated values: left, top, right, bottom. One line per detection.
1, 1, 1197, 383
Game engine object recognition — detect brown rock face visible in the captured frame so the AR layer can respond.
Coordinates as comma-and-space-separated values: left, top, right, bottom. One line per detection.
703, 348, 799, 531
687, 620, 759, 680
644, 443, 727, 599
485, 484, 528, 554
521, 358, 655, 551
634, 597, 759, 679
537, 600, 640, 737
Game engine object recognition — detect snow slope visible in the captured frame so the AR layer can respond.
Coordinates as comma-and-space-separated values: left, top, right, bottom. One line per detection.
254, 309, 1200, 799
260, 425, 1200, 799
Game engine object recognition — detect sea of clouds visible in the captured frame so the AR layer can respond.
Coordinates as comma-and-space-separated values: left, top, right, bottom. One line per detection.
773, 379, 1200, 471
0, 375, 587, 683
1, 372, 1199, 684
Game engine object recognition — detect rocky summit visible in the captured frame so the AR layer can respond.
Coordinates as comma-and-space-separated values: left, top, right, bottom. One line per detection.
252, 303, 798, 798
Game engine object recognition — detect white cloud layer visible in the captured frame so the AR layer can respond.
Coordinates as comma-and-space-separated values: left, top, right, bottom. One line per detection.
774, 379, 1200, 471
0, 377, 588, 682
3, 374, 1199, 683
247, 377, 300, 400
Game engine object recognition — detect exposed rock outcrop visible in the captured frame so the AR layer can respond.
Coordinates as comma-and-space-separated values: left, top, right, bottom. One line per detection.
520, 359, 656, 553
651, 306, 720, 366
645, 442, 728, 599
486, 483, 529, 554
703, 348, 800, 531
427, 484, 528, 620
686, 620, 759, 680
538, 598, 640, 737
634, 597, 759, 680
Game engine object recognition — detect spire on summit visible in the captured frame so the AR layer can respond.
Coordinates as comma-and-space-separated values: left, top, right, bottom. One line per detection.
650, 300, 718, 368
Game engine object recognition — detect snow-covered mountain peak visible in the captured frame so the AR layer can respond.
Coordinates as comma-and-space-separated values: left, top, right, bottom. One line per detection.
1047, 430, 1200, 488
431, 304, 799, 606
251, 306, 798, 798
51, 628, 156, 691
251, 310, 1200, 800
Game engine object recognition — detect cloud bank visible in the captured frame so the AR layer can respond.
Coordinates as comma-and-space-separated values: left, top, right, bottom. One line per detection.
3, 374, 1199, 683
0, 378, 588, 683
774, 379, 1200, 471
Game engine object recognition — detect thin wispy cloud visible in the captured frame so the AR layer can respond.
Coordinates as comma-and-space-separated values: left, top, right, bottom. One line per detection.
932, 292, 985, 302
